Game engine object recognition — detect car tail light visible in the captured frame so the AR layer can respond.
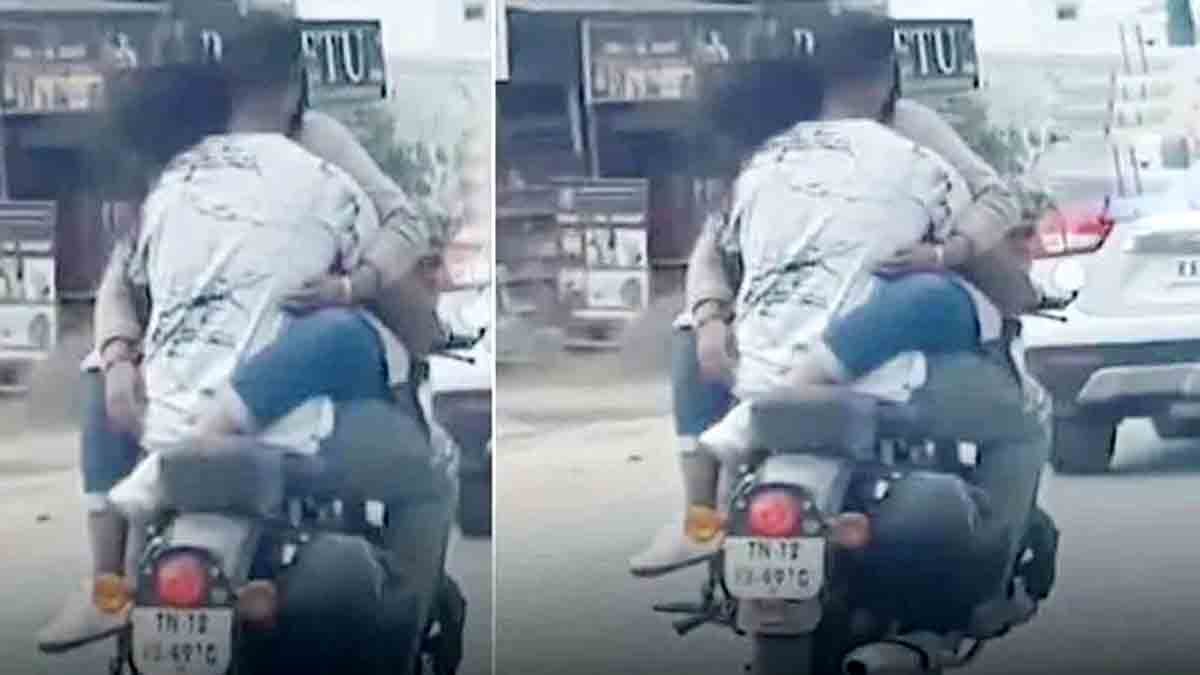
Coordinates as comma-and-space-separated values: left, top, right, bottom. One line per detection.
155, 553, 210, 608
236, 580, 279, 629
747, 490, 810, 538
1035, 202, 1115, 258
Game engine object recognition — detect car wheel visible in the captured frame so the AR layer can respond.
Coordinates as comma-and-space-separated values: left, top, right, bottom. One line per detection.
458, 472, 492, 538
1050, 416, 1117, 475
1152, 416, 1200, 439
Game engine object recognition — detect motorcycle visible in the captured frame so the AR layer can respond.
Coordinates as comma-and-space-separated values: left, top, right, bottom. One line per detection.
431, 282, 493, 538
110, 396, 467, 674
653, 307, 1066, 675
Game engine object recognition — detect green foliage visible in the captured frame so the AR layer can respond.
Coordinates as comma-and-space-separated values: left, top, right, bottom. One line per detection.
939, 94, 1060, 226
941, 95, 1031, 177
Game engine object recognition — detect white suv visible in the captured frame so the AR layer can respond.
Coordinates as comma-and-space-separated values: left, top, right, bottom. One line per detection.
1023, 192, 1200, 474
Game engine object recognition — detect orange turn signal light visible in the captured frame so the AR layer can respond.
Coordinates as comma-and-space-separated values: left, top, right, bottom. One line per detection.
828, 512, 871, 550
93, 573, 133, 615
237, 581, 279, 629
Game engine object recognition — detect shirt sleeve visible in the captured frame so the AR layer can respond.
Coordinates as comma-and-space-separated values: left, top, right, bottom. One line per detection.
308, 164, 381, 272
908, 145, 956, 242
685, 190, 745, 312
93, 236, 149, 351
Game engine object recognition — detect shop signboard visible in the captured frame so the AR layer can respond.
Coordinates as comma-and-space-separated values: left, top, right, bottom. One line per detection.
167, 1, 386, 103
300, 20, 387, 104
893, 19, 979, 95
0, 15, 158, 115
750, 6, 979, 94
0, 201, 56, 361
554, 178, 650, 315
580, 9, 978, 105
582, 14, 756, 105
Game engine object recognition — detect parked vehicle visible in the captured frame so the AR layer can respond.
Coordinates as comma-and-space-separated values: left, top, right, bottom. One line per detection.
109, 409, 466, 675
650, 378, 1061, 675
0, 201, 58, 394
432, 283, 493, 537
1024, 191, 1200, 473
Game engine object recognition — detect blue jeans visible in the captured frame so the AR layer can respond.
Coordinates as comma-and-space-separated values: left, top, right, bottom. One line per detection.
81, 308, 392, 501
230, 308, 392, 429
825, 273, 979, 379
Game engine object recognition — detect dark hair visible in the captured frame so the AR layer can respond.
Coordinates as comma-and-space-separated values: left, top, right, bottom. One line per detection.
698, 58, 825, 168
815, 10, 897, 86
220, 10, 304, 98
102, 63, 232, 192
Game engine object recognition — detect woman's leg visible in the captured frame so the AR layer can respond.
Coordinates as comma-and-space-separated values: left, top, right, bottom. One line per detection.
629, 326, 735, 577
198, 307, 392, 436
38, 370, 141, 652
787, 272, 981, 389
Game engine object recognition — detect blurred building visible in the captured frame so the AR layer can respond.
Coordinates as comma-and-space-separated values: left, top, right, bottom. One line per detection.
0, 0, 170, 301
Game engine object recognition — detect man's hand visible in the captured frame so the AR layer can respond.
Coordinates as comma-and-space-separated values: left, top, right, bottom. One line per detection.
875, 243, 943, 277
281, 274, 352, 313
696, 320, 736, 384
104, 360, 145, 437
876, 234, 970, 277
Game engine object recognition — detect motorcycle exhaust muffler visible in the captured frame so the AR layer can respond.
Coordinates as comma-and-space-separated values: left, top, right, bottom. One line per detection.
841, 641, 929, 675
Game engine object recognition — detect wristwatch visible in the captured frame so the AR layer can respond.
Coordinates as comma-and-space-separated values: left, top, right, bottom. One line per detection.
99, 336, 140, 371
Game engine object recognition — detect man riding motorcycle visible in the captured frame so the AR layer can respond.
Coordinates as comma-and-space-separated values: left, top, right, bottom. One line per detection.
38, 13, 458, 671
630, 10, 1051, 637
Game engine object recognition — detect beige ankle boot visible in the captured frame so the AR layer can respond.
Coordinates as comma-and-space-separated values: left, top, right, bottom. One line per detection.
37, 509, 132, 653
629, 452, 724, 577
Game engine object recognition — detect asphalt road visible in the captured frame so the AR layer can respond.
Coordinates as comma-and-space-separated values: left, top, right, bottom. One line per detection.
497, 385, 1200, 675
0, 430, 493, 675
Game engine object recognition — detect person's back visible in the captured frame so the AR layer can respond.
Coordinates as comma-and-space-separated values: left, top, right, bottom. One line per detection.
134, 132, 377, 451
731, 118, 965, 399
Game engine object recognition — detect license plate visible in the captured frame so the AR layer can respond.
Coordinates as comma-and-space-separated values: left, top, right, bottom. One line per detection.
131, 607, 234, 675
723, 536, 825, 600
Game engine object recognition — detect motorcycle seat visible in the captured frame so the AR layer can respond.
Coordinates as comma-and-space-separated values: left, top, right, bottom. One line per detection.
157, 440, 344, 516
748, 389, 934, 455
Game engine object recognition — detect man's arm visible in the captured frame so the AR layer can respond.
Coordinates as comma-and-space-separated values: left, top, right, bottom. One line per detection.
686, 226, 735, 316
297, 111, 445, 356
93, 240, 148, 360
891, 99, 1040, 314
892, 99, 1018, 254
685, 199, 743, 321
297, 110, 437, 294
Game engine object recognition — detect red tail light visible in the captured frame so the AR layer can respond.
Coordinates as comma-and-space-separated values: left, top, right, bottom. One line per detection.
1035, 203, 1115, 258
155, 554, 210, 608
748, 490, 808, 538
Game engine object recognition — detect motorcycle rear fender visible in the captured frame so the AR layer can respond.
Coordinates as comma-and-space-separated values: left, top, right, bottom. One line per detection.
734, 453, 856, 527
731, 454, 855, 635
160, 513, 262, 586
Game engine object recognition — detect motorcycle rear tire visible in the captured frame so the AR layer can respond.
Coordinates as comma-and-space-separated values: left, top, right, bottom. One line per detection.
1050, 416, 1117, 475
751, 634, 820, 675
458, 472, 492, 538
